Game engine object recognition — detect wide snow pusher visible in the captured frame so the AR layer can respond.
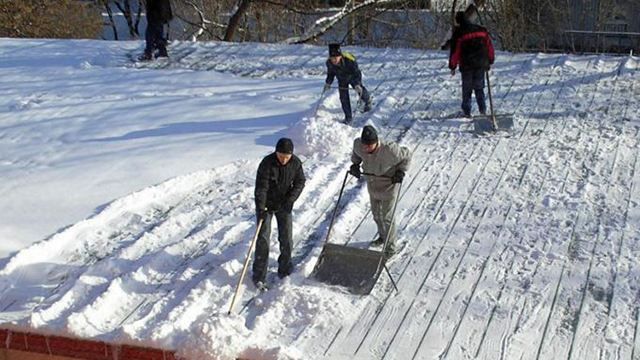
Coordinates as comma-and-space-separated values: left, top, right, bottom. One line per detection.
473, 71, 515, 134
312, 172, 398, 295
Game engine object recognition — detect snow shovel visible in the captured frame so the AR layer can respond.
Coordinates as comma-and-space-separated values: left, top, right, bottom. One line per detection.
228, 218, 264, 315
473, 70, 514, 134
312, 171, 399, 295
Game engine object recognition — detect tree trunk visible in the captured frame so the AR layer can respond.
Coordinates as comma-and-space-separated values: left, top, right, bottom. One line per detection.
103, 0, 119, 40
224, 0, 252, 41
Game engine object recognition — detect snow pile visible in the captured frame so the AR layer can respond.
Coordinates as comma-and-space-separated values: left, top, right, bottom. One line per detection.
0, 39, 639, 360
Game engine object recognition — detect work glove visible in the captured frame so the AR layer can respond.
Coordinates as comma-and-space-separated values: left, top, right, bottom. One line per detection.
391, 170, 405, 184
349, 164, 361, 179
257, 208, 269, 221
354, 84, 364, 96
323, 83, 331, 92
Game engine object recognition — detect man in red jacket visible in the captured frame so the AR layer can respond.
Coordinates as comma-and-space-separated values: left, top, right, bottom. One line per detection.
449, 11, 495, 118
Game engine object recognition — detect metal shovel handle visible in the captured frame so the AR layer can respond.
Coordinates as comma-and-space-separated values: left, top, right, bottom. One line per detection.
485, 70, 498, 130
323, 171, 351, 246
228, 218, 264, 315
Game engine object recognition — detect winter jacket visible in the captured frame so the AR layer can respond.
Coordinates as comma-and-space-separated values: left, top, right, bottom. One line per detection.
146, 0, 173, 25
325, 52, 362, 86
351, 138, 411, 201
255, 153, 306, 213
449, 21, 494, 71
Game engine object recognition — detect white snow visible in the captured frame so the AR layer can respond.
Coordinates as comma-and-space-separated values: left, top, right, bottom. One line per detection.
0, 38, 639, 360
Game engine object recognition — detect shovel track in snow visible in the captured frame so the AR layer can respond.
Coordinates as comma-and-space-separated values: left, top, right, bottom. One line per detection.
1, 42, 639, 360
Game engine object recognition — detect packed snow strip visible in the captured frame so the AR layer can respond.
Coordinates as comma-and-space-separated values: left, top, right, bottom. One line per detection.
0, 39, 639, 360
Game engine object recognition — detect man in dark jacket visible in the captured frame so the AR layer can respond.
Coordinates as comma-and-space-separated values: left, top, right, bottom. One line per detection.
253, 138, 306, 287
324, 43, 372, 124
449, 11, 495, 118
140, 0, 173, 61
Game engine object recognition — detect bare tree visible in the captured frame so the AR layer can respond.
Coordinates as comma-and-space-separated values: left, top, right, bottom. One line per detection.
0, 0, 102, 39
102, 0, 119, 40
224, 0, 252, 41
172, 0, 230, 40
172, 0, 438, 46
284, 0, 407, 44
106, 0, 143, 39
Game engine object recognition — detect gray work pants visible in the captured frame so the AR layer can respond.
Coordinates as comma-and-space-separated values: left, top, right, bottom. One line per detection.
370, 195, 397, 249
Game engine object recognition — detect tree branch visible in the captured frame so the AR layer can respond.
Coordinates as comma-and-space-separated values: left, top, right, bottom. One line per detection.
284, 0, 405, 44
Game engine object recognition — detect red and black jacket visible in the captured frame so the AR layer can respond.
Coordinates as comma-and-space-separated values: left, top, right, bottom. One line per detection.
449, 23, 495, 71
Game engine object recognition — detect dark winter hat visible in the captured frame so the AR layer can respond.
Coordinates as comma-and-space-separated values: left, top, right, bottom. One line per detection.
275, 137, 294, 154
329, 43, 341, 57
361, 125, 378, 145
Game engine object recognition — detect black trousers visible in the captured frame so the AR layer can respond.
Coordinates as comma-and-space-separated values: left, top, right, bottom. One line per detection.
144, 22, 167, 55
339, 80, 371, 121
252, 210, 293, 282
461, 68, 486, 115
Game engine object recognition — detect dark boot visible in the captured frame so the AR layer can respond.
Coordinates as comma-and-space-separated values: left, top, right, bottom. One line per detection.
371, 237, 384, 246
156, 46, 169, 58
138, 51, 153, 61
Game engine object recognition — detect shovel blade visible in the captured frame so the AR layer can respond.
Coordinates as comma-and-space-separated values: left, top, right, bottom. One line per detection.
312, 243, 385, 295
473, 113, 515, 134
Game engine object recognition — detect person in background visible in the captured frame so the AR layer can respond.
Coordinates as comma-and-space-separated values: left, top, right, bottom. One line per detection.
324, 43, 372, 124
139, 0, 173, 61
448, 11, 495, 118
253, 138, 306, 289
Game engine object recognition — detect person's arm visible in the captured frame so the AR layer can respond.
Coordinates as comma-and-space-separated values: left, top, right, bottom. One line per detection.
396, 145, 411, 173
449, 37, 462, 70
350, 59, 363, 84
389, 143, 412, 183
287, 161, 306, 204
325, 60, 336, 85
485, 32, 495, 65
390, 142, 411, 173
255, 159, 269, 211
351, 140, 363, 166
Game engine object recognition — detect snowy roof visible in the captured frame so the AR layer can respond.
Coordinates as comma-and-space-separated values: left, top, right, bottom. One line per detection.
0, 39, 639, 360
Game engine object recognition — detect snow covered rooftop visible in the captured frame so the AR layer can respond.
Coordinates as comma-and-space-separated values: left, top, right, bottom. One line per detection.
0, 38, 639, 360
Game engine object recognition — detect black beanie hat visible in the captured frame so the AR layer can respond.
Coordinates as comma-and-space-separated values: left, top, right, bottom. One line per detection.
361, 125, 378, 145
329, 43, 341, 57
275, 137, 294, 154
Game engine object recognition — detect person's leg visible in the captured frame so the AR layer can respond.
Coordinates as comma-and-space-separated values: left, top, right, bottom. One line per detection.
379, 197, 397, 252
156, 24, 169, 57
370, 197, 385, 243
275, 210, 293, 278
252, 213, 272, 283
339, 81, 352, 122
146, 22, 164, 55
473, 69, 487, 114
141, 24, 155, 60
461, 69, 473, 116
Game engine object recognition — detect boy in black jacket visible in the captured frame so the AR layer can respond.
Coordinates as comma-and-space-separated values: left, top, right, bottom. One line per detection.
324, 43, 372, 123
253, 138, 306, 287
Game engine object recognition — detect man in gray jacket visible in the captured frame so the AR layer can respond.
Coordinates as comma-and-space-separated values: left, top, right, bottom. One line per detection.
349, 125, 411, 257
